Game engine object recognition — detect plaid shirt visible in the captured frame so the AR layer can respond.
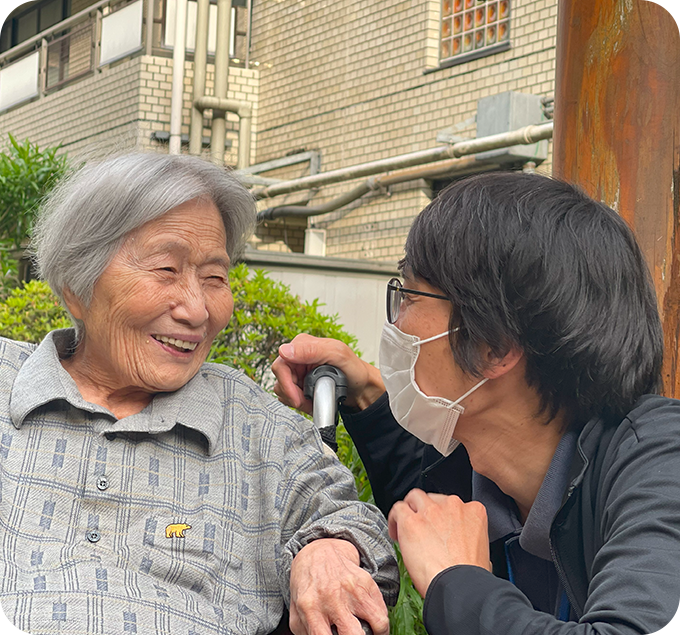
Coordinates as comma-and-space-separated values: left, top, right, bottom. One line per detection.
0, 330, 398, 635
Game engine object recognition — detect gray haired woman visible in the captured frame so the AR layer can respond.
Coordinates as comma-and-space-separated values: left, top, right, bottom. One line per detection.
0, 153, 398, 635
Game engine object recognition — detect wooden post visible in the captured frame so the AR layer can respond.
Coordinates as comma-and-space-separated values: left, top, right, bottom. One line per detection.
553, 0, 680, 397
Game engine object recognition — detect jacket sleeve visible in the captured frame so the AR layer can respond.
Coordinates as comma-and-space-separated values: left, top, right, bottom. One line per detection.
340, 392, 425, 516
423, 400, 680, 635
275, 400, 400, 608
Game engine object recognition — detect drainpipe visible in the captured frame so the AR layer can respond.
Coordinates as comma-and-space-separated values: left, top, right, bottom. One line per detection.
195, 96, 252, 169
169, 0, 188, 155
211, 0, 232, 165
189, 0, 210, 155
253, 122, 553, 199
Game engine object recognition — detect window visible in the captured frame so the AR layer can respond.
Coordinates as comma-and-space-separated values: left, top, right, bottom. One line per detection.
162, 0, 248, 65
1, 0, 69, 54
439, 0, 510, 65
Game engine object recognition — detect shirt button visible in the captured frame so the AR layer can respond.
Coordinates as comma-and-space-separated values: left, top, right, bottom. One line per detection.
105, 433, 116, 441
86, 530, 101, 543
96, 476, 109, 491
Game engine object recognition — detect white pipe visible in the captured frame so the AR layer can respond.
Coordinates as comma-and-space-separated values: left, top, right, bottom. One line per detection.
169, 0, 188, 155
211, 0, 232, 165
189, 0, 210, 155
194, 96, 252, 169
254, 122, 554, 199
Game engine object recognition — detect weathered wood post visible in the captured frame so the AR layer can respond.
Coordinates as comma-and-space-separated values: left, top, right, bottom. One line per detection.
553, 0, 680, 397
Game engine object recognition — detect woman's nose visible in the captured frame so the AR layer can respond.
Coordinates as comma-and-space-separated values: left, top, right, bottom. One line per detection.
171, 276, 209, 326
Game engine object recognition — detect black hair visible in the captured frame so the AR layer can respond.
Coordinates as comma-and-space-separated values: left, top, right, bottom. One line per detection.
402, 171, 663, 427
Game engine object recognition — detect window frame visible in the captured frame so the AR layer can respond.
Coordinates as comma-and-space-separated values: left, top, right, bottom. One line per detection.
428, 0, 511, 74
1, 0, 70, 54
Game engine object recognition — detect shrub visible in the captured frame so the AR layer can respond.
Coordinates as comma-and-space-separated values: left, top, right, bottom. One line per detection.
208, 264, 359, 390
0, 269, 425, 635
0, 280, 71, 342
0, 134, 70, 293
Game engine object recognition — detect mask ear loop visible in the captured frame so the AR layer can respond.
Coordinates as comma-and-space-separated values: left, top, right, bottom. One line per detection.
413, 326, 460, 347
451, 376, 489, 406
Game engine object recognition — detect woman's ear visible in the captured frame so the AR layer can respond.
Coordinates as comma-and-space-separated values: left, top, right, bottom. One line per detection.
62, 288, 84, 322
483, 346, 524, 379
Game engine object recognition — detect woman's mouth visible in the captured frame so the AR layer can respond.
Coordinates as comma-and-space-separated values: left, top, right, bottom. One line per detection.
151, 335, 199, 352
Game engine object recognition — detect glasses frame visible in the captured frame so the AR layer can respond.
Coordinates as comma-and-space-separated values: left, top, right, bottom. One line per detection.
386, 277, 451, 324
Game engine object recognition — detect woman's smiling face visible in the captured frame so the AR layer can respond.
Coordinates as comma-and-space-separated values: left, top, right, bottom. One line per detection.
67, 198, 233, 396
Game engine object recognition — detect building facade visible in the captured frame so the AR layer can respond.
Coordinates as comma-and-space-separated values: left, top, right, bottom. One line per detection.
0, 0, 557, 265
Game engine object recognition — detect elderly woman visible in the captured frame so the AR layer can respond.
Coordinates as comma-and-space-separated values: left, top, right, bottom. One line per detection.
0, 153, 398, 635
273, 172, 680, 635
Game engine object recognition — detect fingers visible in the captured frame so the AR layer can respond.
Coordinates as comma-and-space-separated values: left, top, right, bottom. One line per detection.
290, 539, 388, 635
272, 355, 312, 413
272, 334, 383, 411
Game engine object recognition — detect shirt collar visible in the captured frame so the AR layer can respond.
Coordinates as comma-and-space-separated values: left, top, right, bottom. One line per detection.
10, 328, 223, 454
473, 427, 579, 560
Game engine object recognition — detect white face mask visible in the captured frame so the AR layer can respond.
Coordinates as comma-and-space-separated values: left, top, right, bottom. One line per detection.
379, 321, 488, 456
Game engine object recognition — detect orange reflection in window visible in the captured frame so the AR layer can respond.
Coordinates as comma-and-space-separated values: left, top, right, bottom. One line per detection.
442, 19, 452, 38
498, 20, 508, 39
441, 39, 452, 58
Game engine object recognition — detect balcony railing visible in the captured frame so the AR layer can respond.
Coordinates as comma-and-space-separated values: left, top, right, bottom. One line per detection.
0, 0, 146, 112
0, 0, 251, 114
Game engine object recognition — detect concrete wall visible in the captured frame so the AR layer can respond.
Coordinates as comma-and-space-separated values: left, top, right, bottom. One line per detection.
250, 0, 558, 264
242, 250, 399, 365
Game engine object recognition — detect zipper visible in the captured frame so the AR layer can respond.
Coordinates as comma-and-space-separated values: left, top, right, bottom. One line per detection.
420, 453, 449, 478
547, 428, 591, 619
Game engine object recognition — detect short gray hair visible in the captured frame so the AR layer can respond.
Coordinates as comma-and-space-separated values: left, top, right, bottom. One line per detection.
33, 153, 256, 310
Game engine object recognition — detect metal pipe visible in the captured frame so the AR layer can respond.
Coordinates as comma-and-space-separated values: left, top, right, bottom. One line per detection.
169, 0, 188, 155
258, 183, 372, 221
211, 0, 232, 165
253, 122, 553, 200
195, 96, 252, 168
257, 156, 498, 222
245, 0, 252, 70
237, 107, 252, 169
145, 0, 154, 56
189, 0, 210, 155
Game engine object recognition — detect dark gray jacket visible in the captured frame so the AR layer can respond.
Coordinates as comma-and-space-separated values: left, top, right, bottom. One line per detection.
342, 394, 680, 634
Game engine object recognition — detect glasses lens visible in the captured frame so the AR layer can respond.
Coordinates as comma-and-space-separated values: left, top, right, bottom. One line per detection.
387, 278, 402, 324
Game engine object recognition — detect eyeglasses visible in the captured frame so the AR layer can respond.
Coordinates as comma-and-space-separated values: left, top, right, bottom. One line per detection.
386, 277, 451, 324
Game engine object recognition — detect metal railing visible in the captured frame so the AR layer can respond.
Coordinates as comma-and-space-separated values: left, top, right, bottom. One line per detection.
0, 0, 148, 111
0, 0, 251, 113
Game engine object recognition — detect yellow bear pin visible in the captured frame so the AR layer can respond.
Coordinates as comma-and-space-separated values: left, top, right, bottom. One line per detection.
165, 523, 192, 538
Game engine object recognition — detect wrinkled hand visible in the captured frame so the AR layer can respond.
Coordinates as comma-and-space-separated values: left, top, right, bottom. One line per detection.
289, 538, 389, 635
388, 489, 491, 597
272, 334, 385, 415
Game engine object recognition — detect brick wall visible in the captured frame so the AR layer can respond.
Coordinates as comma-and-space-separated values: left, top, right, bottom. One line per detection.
250, 0, 558, 264
0, 53, 259, 166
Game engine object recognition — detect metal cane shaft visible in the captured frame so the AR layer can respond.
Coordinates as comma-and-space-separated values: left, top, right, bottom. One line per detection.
312, 376, 337, 429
